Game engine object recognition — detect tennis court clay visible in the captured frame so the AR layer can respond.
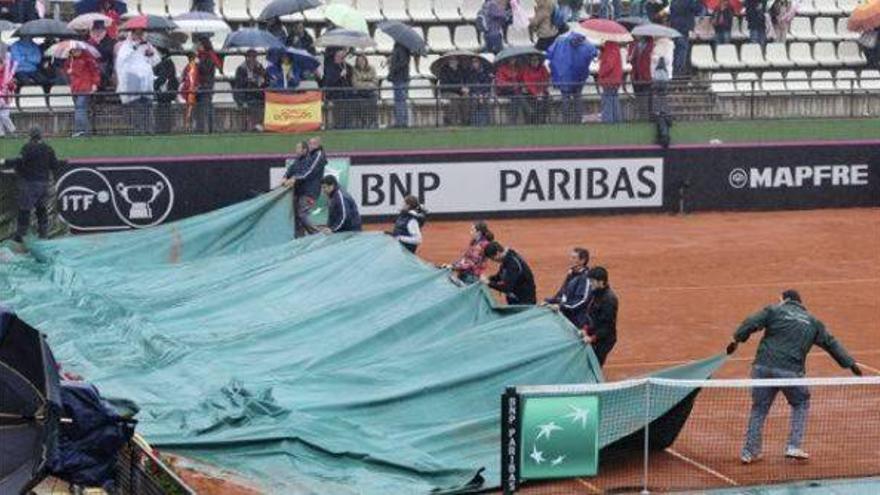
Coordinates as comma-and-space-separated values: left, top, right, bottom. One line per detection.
383, 207, 880, 494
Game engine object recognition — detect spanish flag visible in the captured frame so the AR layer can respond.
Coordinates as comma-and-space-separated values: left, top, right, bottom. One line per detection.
264, 91, 323, 133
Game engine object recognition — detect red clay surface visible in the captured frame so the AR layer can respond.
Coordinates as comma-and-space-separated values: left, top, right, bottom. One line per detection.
379, 207, 880, 494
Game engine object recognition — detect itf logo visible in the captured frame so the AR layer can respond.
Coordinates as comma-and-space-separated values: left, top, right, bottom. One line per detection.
56, 166, 175, 231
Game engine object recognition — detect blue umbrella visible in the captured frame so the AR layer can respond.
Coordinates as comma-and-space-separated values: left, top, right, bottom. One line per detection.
223, 28, 285, 50
268, 47, 321, 71
378, 20, 427, 56
258, 0, 322, 21
74, 0, 127, 16
0, 307, 62, 495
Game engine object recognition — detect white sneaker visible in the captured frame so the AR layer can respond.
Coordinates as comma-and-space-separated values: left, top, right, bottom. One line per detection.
740, 452, 762, 464
785, 447, 810, 460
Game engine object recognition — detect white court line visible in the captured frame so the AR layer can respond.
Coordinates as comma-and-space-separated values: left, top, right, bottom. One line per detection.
857, 362, 880, 375
604, 349, 880, 370
665, 448, 739, 487
575, 477, 602, 494
625, 278, 880, 292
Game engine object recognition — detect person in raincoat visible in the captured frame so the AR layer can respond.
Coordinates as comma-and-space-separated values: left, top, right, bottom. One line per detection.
0, 54, 16, 136
628, 36, 654, 119
179, 51, 199, 130
466, 56, 492, 126
87, 20, 115, 91
66, 47, 101, 136
437, 56, 469, 126
10, 36, 47, 89
598, 41, 623, 123
115, 28, 160, 133
546, 30, 596, 124
267, 51, 300, 90
495, 59, 525, 124
194, 35, 222, 133
520, 54, 550, 124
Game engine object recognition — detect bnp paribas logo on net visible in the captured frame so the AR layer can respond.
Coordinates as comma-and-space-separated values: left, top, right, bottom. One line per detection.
520, 395, 600, 480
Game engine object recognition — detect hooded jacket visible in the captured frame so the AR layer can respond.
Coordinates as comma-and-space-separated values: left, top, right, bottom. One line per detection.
547, 31, 597, 94
598, 41, 623, 88
66, 54, 101, 94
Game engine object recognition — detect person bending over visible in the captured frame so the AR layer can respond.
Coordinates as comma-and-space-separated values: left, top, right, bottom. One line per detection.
483, 241, 536, 305
446, 221, 494, 284
320, 175, 361, 233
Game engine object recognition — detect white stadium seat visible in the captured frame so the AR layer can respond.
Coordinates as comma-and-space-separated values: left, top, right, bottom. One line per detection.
798, 0, 818, 15
860, 70, 880, 90
214, 81, 235, 105
17, 85, 47, 110
813, 17, 839, 41
222, 0, 251, 21
368, 55, 389, 79
789, 42, 817, 67
48, 86, 74, 109
837, 0, 858, 13
710, 72, 735, 93
761, 71, 786, 91
454, 25, 480, 51
814, 0, 841, 16
835, 69, 858, 90
461, 0, 482, 21
382, 0, 409, 20
690, 44, 718, 70
813, 41, 841, 66
838, 41, 867, 65
506, 27, 533, 45
786, 70, 811, 91
408, 0, 437, 21
167, 0, 192, 16
789, 17, 817, 42
765, 43, 795, 67
736, 72, 760, 92
715, 44, 745, 69
836, 17, 860, 40
740, 43, 770, 68
223, 54, 244, 75
249, 0, 272, 19
434, 0, 463, 21
811, 70, 835, 91
139, 0, 167, 15
426, 26, 455, 52
357, 0, 384, 22
732, 17, 749, 41
373, 29, 395, 53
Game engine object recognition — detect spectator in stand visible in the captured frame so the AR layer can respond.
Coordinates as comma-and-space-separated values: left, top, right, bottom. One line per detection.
437, 56, 468, 126
115, 28, 160, 133
543, 247, 591, 328
712, 0, 734, 45
351, 54, 379, 129
598, 41, 623, 123
530, 0, 559, 51
521, 54, 550, 124
0, 54, 16, 136
10, 35, 47, 90
645, 0, 668, 23
466, 56, 492, 126
288, 22, 316, 55
651, 36, 674, 115
745, 0, 768, 47
770, 0, 796, 43
267, 51, 300, 90
179, 51, 198, 130
194, 34, 221, 134
478, 0, 509, 54
323, 48, 353, 129
388, 42, 411, 128
153, 46, 179, 134
670, 0, 701, 75
65, 47, 101, 137
547, 30, 596, 124
99, 0, 121, 39
628, 35, 654, 119
233, 50, 267, 132
387, 195, 427, 254
87, 20, 114, 91
9, 0, 39, 23
41, 37, 69, 88
446, 221, 494, 283
191, 0, 215, 13
495, 59, 525, 124
599, 0, 624, 20
483, 241, 537, 305
266, 17, 288, 45
320, 175, 362, 234
582, 266, 618, 366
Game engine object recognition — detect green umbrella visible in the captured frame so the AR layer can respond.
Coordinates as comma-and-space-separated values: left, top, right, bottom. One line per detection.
324, 3, 368, 33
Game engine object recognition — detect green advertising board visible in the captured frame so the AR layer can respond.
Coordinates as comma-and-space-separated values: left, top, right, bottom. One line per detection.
519, 395, 600, 480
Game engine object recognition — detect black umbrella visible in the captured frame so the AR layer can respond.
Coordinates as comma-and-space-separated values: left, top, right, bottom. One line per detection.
430, 51, 491, 77
617, 16, 649, 29
495, 45, 544, 65
0, 20, 17, 32
258, 0, 322, 21
173, 11, 222, 21
146, 31, 187, 51
13, 19, 77, 38
378, 20, 427, 56
0, 307, 62, 495
223, 28, 286, 50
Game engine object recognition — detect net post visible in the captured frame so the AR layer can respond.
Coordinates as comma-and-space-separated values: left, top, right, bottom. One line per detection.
641, 380, 651, 495
501, 386, 521, 495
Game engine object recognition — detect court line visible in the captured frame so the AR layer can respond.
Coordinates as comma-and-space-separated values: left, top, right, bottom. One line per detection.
575, 477, 602, 494
606, 349, 880, 370
626, 278, 880, 292
857, 361, 880, 375
665, 448, 740, 487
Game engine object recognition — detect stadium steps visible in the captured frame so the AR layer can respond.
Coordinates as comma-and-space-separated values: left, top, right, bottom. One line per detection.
664, 78, 727, 121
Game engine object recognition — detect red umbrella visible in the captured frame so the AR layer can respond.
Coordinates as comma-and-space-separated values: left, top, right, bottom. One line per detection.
702, 0, 743, 14
120, 14, 177, 32
577, 18, 634, 44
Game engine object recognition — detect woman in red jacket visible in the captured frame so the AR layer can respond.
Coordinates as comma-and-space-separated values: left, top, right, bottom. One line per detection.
628, 36, 654, 120
598, 41, 623, 123
519, 55, 550, 124
66, 48, 101, 136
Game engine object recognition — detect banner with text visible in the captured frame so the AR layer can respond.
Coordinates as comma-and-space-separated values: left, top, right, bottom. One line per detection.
264, 91, 323, 133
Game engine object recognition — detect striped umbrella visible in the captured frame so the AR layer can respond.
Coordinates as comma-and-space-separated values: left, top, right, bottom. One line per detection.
67, 13, 112, 31
45, 39, 101, 59
120, 14, 177, 32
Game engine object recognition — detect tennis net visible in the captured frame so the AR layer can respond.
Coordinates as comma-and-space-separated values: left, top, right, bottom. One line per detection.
505, 376, 880, 494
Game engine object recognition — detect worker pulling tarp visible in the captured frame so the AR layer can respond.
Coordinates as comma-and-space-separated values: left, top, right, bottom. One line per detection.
0, 189, 724, 493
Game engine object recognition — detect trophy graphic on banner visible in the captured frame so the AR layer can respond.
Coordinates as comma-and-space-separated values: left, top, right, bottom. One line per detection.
116, 181, 165, 220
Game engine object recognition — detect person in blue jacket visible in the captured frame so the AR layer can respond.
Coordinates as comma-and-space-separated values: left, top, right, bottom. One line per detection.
546, 30, 597, 124
267, 51, 300, 90
321, 175, 361, 233
11, 36, 48, 89
542, 247, 591, 327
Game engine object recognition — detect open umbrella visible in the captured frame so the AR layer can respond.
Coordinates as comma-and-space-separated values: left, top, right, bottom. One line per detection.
430, 51, 492, 77
174, 16, 230, 49
378, 20, 428, 55
74, 0, 127, 16
632, 23, 682, 38
315, 28, 376, 49
258, 0, 322, 21
45, 40, 102, 59
324, 3, 368, 33
848, 0, 880, 32
67, 13, 112, 31
494, 45, 543, 65
616, 16, 649, 29
224, 28, 286, 50
0, 20, 17, 32
13, 19, 77, 38
0, 307, 62, 495
578, 18, 633, 44
268, 46, 321, 71
146, 31, 187, 51
173, 11, 223, 21
120, 14, 177, 32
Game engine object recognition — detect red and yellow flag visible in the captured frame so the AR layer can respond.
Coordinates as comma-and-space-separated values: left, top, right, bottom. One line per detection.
264, 91, 323, 133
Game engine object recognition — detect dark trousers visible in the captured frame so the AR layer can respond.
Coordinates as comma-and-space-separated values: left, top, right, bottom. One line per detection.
593, 339, 616, 366
195, 91, 214, 133
295, 195, 318, 238
16, 179, 49, 240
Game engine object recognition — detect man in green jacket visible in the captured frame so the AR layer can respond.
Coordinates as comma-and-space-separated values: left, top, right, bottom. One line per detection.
726, 290, 862, 464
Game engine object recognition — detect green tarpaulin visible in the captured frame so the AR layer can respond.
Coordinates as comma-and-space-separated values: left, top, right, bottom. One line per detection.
0, 189, 723, 493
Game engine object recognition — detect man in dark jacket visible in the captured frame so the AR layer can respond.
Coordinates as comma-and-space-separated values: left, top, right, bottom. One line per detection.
284, 137, 327, 237
582, 266, 617, 366
669, 0, 702, 75
544, 247, 591, 328
437, 57, 468, 126
153, 47, 179, 134
321, 175, 361, 233
745, 0, 768, 46
233, 50, 267, 132
483, 241, 536, 305
388, 43, 411, 128
1, 127, 65, 242
727, 290, 862, 464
